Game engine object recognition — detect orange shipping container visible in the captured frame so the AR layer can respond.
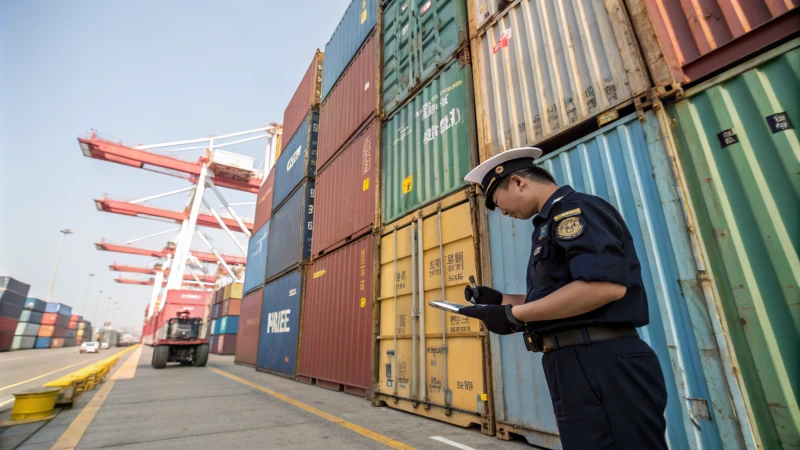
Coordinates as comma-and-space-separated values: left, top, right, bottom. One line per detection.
41, 313, 58, 326
234, 288, 263, 367
222, 298, 241, 317
38, 325, 55, 337
50, 337, 65, 348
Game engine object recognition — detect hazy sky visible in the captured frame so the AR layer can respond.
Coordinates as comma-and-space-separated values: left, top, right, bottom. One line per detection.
0, 0, 349, 333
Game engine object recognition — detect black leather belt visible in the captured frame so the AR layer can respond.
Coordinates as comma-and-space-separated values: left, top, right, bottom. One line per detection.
523, 326, 638, 353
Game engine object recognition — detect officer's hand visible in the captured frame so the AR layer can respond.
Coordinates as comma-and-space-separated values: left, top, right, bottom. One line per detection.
464, 285, 503, 305
459, 305, 525, 335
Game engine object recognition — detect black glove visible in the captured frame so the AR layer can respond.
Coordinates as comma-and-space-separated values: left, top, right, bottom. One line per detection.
459, 304, 525, 335
464, 285, 503, 305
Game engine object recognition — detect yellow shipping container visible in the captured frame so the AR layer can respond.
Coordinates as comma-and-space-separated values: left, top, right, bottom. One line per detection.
223, 282, 243, 301
77, 329, 84, 337
374, 189, 494, 435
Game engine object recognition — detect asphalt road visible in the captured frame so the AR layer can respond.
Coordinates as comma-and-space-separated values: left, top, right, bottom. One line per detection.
0, 346, 126, 412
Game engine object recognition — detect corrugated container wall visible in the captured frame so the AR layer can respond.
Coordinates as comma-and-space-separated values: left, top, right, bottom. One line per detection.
282, 51, 324, 148
266, 180, 315, 281
234, 288, 263, 367
24, 298, 45, 312
667, 39, 799, 449
375, 190, 494, 434
382, 60, 477, 223
470, 0, 650, 163
321, 0, 378, 101
312, 121, 378, 257
253, 168, 275, 233
243, 221, 270, 294
273, 111, 318, 209
318, 34, 377, 170
487, 112, 745, 449
624, 0, 799, 89
257, 270, 304, 377
382, 0, 469, 114
298, 235, 375, 396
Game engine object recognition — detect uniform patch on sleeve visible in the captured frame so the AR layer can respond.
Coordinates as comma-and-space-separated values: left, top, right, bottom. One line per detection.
554, 208, 581, 221
556, 216, 585, 240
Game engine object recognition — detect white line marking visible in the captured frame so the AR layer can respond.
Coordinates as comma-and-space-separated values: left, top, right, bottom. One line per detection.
0, 398, 14, 408
0, 348, 74, 362
430, 436, 476, 450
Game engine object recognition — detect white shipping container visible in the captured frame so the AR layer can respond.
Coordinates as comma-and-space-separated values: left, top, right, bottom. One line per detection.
471, 0, 650, 162
212, 150, 254, 171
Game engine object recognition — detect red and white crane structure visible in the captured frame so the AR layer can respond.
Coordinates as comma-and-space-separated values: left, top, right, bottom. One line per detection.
80, 124, 281, 319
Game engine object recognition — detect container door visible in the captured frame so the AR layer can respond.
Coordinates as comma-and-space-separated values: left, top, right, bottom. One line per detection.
382, 0, 418, 114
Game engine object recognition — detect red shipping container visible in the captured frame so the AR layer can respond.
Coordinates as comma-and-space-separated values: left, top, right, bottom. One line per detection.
38, 325, 55, 337
283, 51, 324, 146
53, 327, 67, 338
298, 234, 375, 396
627, 0, 799, 86
234, 288, 262, 367
312, 120, 378, 257
222, 298, 241, 317
0, 316, 18, 333
0, 331, 13, 350
68, 321, 78, 330
41, 313, 58, 326
253, 168, 276, 233
70, 314, 83, 322
50, 337, 65, 348
212, 334, 237, 355
317, 34, 377, 171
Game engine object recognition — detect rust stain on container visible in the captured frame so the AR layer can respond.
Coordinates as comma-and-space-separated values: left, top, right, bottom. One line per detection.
253, 168, 275, 233
312, 120, 378, 257
299, 235, 375, 396
235, 288, 263, 367
283, 50, 324, 144
318, 33, 377, 171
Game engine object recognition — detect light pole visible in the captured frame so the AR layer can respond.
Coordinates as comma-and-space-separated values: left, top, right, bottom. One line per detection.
81, 274, 95, 313
46, 229, 73, 302
93, 290, 103, 324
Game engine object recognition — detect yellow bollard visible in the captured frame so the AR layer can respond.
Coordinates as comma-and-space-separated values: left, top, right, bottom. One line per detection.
10, 387, 61, 420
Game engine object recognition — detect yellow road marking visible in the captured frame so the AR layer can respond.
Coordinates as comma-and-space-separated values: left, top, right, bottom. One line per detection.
209, 367, 416, 450
0, 360, 93, 392
51, 345, 141, 450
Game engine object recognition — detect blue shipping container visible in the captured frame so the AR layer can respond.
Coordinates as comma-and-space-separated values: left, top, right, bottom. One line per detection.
211, 319, 218, 335
487, 111, 744, 449
24, 298, 46, 312
19, 310, 43, 324
257, 270, 302, 377
266, 180, 315, 281
243, 220, 270, 294
34, 337, 51, 349
44, 303, 72, 316
217, 316, 239, 335
321, 0, 377, 101
273, 111, 318, 209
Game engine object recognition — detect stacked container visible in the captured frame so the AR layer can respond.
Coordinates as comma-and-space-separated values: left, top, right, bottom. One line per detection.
39, 303, 72, 348
210, 282, 242, 355
234, 287, 262, 367
1, 278, 31, 351
13, 297, 45, 350
77, 319, 92, 346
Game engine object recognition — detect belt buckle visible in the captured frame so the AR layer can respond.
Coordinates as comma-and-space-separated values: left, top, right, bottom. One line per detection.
523, 333, 546, 353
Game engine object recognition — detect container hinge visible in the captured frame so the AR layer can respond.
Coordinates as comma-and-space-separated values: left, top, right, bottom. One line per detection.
686, 397, 712, 427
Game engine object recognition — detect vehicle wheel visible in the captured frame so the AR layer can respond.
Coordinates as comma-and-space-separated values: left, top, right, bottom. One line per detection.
194, 344, 209, 367
152, 345, 169, 369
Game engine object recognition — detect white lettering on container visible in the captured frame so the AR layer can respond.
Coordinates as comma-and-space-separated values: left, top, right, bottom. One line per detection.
266, 309, 291, 333
286, 146, 302, 171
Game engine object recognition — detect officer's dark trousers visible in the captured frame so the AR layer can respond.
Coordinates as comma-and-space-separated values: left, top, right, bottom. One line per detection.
542, 336, 668, 449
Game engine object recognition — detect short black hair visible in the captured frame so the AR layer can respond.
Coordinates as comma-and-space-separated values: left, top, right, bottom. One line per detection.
495, 166, 556, 191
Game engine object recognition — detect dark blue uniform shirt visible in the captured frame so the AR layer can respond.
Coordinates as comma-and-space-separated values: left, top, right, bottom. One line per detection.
525, 185, 649, 334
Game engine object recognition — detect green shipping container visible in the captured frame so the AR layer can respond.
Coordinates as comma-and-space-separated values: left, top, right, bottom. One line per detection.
382, 60, 476, 224
382, 0, 469, 115
667, 39, 799, 450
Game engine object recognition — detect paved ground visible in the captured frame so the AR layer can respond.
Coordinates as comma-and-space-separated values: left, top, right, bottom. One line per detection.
0, 346, 126, 412
1, 346, 539, 449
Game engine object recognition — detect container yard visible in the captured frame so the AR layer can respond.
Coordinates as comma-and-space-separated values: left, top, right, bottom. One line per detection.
2, 1, 797, 449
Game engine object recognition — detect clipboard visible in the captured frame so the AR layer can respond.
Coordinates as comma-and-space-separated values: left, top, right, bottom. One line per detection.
429, 301, 482, 315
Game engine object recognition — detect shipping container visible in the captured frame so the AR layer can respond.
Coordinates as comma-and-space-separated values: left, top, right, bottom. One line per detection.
50, 337, 65, 348
0, 331, 13, 350
375, 189, 494, 434
213, 303, 222, 320
44, 303, 72, 316
63, 337, 75, 347
382, 60, 477, 223
0, 277, 30, 297
486, 110, 747, 448
53, 327, 67, 338
298, 234, 375, 396
321, 0, 378, 101
212, 334, 237, 355
318, 34, 378, 170
253, 168, 275, 233
65, 329, 77, 339
0, 301, 22, 321
0, 316, 18, 333
12, 335, 36, 350
283, 50, 324, 147
273, 111, 319, 209
312, 120, 379, 257
24, 297, 45, 312
382, 0, 470, 114
666, 39, 799, 449
625, 0, 799, 91
15, 322, 40, 337
216, 316, 239, 335
223, 282, 243, 301
68, 321, 77, 330
19, 310, 43, 324
42, 312, 59, 325
257, 269, 304, 377
34, 337, 51, 349
211, 319, 218, 336
77, 329, 84, 337
266, 180, 315, 281
243, 221, 270, 294
70, 314, 83, 322
234, 287, 263, 367
222, 299, 241, 317
469, 0, 650, 164
38, 325, 55, 337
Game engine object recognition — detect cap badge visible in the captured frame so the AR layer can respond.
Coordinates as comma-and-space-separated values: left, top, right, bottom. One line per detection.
495, 165, 504, 174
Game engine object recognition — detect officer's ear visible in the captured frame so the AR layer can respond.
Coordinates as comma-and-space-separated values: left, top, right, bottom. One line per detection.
509, 174, 525, 191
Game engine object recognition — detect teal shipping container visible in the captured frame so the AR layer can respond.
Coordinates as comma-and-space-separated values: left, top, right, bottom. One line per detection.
382, 60, 477, 224
667, 39, 799, 450
381, 0, 469, 114
486, 111, 747, 449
